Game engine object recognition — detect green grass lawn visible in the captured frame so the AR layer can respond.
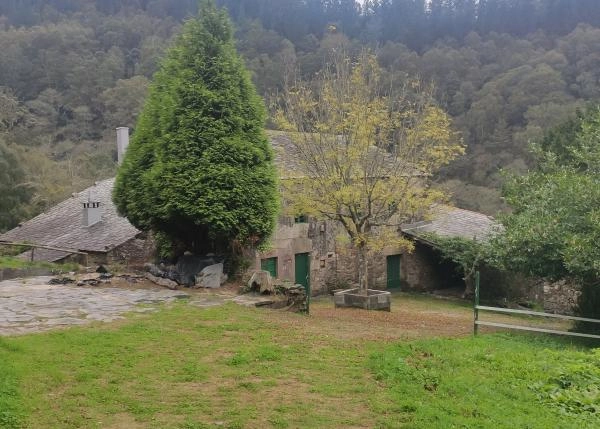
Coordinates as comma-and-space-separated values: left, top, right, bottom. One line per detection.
0, 256, 78, 272
0, 298, 598, 428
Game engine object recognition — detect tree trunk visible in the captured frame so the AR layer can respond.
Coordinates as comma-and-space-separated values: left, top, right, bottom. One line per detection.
358, 244, 368, 295
462, 274, 474, 299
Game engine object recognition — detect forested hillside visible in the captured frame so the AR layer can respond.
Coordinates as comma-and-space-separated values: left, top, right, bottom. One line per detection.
2, 0, 600, 231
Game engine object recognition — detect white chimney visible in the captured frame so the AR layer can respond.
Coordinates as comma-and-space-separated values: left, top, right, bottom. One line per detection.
82, 189, 102, 227
116, 127, 129, 164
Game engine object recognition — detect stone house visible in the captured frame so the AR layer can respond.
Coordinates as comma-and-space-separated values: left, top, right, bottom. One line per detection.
253, 134, 551, 304
2, 128, 506, 299
0, 128, 151, 266
255, 132, 414, 294
253, 196, 505, 296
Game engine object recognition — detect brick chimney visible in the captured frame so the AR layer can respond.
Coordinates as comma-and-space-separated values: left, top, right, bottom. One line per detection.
116, 126, 129, 164
82, 188, 102, 227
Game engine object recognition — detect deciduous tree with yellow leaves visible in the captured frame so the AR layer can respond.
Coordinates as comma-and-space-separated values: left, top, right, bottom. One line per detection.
276, 50, 464, 293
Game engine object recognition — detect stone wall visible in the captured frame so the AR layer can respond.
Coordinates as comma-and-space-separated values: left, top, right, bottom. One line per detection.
254, 216, 338, 295
256, 217, 582, 314
400, 240, 545, 308
307, 218, 338, 291
542, 279, 581, 315
333, 246, 391, 290
107, 234, 155, 268
401, 242, 448, 292
255, 217, 408, 294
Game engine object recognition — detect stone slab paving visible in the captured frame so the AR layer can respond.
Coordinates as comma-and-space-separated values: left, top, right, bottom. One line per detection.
0, 277, 276, 336
0, 276, 186, 335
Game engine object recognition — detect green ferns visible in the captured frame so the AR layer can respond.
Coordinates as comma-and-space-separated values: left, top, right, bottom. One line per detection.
113, 1, 278, 254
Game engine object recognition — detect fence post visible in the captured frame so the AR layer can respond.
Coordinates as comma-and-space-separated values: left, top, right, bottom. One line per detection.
474, 270, 480, 335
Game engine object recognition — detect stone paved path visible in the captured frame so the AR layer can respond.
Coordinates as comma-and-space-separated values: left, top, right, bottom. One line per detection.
0, 276, 269, 336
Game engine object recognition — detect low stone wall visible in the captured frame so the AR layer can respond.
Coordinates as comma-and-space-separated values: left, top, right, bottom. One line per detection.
334, 288, 391, 311
543, 279, 581, 315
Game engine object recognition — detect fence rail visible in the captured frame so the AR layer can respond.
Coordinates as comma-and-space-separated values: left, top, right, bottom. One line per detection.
473, 271, 600, 340
0, 241, 88, 265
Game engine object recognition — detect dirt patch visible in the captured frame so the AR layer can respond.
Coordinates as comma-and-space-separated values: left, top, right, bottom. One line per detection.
261, 293, 572, 341
256, 294, 473, 341
101, 413, 147, 429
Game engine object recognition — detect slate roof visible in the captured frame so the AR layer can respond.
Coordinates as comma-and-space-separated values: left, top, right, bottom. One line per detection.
401, 205, 500, 242
268, 130, 421, 179
0, 178, 140, 261
0, 135, 487, 263
270, 132, 304, 179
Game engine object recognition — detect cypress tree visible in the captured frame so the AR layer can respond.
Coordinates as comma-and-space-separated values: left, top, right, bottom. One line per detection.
113, 0, 278, 255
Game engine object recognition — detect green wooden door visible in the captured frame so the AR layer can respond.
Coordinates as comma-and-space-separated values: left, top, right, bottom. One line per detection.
294, 253, 310, 291
386, 254, 401, 289
261, 257, 277, 278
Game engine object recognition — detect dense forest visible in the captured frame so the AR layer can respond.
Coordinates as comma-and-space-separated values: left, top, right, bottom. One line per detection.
2, 0, 600, 231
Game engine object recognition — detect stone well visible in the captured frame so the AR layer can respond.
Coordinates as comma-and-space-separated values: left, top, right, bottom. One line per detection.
334, 288, 391, 311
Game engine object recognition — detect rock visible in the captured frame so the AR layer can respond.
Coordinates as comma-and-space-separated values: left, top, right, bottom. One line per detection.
255, 300, 275, 307
144, 262, 179, 283
76, 279, 101, 286
195, 263, 224, 289
247, 270, 274, 294
145, 272, 179, 290
78, 273, 101, 282
48, 277, 74, 285
177, 254, 218, 286
220, 272, 228, 285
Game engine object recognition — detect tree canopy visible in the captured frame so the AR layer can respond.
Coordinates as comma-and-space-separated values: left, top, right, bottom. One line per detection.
276, 50, 464, 291
3, 1, 600, 225
0, 141, 33, 232
493, 106, 600, 318
113, 1, 278, 255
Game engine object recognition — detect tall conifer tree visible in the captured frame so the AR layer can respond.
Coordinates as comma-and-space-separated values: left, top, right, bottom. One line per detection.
113, 0, 278, 255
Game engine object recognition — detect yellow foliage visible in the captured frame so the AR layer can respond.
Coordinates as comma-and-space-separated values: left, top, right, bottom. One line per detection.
277, 50, 463, 287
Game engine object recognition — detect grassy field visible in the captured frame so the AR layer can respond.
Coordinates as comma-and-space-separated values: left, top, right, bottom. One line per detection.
0, 256, 78, 272
0, 294, 598, 428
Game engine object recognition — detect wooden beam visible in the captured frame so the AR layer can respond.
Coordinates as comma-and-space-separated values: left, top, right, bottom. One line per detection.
0, 241, 87, 256
476, 305, 600, 324
475, 321, 600, 340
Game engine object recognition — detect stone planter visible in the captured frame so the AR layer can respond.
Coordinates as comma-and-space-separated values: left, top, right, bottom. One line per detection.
334, 288, 391, 311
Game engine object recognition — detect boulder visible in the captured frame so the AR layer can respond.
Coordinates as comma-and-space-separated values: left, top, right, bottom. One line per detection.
195, 263, 224, 289
145, 272, 179, 290
144, 262, 180, 283
177, 254, 218, 286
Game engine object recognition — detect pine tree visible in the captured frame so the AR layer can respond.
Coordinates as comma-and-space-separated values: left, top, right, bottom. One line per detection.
113, 0, 278, 255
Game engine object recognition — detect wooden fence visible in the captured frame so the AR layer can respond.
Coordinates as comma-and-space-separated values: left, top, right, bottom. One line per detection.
0, 241, 88, 265
473, 271, 600, 340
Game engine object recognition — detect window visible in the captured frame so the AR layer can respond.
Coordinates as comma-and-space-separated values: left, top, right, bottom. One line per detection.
294, 214, 307, 223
